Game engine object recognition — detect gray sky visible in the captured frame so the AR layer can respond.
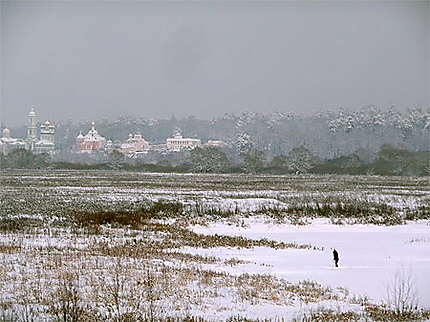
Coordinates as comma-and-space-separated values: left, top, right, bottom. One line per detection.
1, 0, 428, 126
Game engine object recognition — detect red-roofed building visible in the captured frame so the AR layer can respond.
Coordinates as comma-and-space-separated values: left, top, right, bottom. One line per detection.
76, 122, 106, 152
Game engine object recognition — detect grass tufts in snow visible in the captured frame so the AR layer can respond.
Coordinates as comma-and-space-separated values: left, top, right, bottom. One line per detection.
257, 201, 407, 226
365, 304, 430, 322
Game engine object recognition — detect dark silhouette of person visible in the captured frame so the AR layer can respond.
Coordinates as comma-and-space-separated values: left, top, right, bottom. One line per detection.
333, 249, 339, 267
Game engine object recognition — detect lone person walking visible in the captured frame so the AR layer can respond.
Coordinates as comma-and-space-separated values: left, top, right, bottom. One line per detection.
333, 249, 339, 267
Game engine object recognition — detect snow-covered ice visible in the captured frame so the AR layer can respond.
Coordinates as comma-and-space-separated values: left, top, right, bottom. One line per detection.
191, 218, 430, 307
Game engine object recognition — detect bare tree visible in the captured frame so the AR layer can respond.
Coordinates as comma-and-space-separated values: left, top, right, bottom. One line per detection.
384, 267, 419, 315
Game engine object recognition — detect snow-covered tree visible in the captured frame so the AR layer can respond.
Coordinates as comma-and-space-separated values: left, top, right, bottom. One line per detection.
189, 147, 230, 173
287, 147, 319, 174
236, 133, 252, 154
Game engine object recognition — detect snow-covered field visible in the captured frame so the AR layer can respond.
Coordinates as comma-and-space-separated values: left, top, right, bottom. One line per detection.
1, 169, 429, 320
190, 217, 430, 308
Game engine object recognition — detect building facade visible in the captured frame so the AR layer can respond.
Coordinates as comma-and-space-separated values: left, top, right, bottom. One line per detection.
26, 106, 38, 151
1, 128, 26, 155
35, 120, 56, 153
40, 121, 55, 142
119, 133, 149, 154
166, 132, 201, 151
76, 122, 107, 152
24, 106, 56, 153
205, 140, 225, 148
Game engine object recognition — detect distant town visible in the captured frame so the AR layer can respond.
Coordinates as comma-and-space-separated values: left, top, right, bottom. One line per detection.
1, 106, 224, 156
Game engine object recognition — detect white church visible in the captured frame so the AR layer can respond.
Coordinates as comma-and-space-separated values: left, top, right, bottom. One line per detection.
26, 106, 56, 153
1, 106, 55, 155
0, 128, 26, 155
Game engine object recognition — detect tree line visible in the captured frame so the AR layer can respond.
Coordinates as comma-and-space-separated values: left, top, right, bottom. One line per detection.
2, 144, 428, 176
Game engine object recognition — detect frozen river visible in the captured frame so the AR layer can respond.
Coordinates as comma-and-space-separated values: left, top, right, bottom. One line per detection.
192, 219, 430, 307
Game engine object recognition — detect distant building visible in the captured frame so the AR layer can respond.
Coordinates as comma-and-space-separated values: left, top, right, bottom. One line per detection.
24, 106, 56, 153
40, 121, 55, 142
106, 140, 114, 153
119, 133, 149, 154
1, 128, 26, 155
150, 143, 168, 152
166, 132, 201, 151
35, 120, 55, 153
76, 122, 107, 152
205, 140, 225, 148
26, 106, 38, 151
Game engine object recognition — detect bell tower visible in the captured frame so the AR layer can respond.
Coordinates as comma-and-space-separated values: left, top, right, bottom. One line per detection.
26, 106, 37, 150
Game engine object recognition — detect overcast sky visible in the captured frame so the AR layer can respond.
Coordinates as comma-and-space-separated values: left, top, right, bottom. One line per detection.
1, 1, 428, 126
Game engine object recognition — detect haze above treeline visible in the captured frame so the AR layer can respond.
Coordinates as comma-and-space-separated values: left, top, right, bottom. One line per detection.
1, 1, 428, 125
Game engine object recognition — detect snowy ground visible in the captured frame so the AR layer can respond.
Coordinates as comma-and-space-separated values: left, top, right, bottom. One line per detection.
1, 218, 429, 320
190, 218, 430, 308
1, 170, 429, 320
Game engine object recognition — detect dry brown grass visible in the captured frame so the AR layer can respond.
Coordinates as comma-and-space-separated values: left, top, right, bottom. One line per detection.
0, 220, 357, 321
